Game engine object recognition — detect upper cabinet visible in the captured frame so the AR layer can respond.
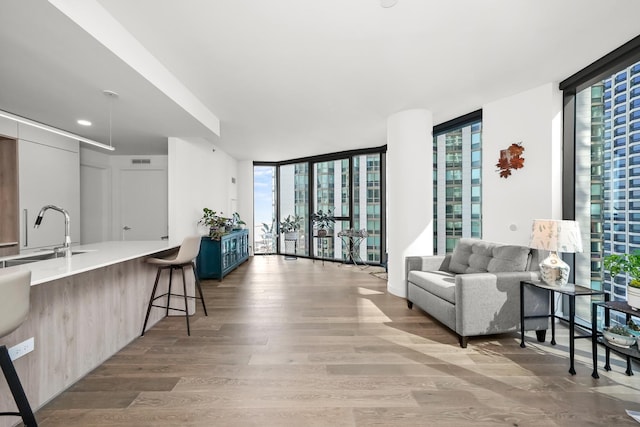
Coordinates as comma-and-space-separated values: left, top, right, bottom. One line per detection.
18, 126, 80, 250
0, 115, 18, 138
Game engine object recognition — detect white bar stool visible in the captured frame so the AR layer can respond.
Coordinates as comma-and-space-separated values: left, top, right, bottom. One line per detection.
0, 270, 37, 426
141, 236, 208, 336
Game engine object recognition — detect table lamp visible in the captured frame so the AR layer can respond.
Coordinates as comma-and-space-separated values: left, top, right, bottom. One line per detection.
529, 219, 583, 286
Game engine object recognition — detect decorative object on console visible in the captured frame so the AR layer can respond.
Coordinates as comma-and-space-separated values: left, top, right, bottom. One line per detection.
231, 212, 246, 230
529, 219, 583, 286
496, 142, 525, 178
604, 251, 640, 310
198, 208, 230, 240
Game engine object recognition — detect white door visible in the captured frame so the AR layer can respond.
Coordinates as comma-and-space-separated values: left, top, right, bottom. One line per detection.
120, 169, 167, 240
80, 164, 110, 244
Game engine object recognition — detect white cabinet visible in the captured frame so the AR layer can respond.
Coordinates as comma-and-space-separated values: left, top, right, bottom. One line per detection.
18, 128, 80, 250
0, 115, 18, 138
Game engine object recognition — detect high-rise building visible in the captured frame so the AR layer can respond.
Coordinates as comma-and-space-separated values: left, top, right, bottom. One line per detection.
576, 61, 640, 302
433, 120, 482, 254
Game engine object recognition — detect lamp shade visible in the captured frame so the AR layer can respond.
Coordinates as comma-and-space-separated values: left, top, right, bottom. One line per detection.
529, 219, 583, 254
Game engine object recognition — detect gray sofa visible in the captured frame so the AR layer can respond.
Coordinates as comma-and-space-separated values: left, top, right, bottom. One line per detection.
405, 238, 549, 348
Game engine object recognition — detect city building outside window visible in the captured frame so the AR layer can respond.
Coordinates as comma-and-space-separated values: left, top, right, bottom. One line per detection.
433, 112, 482, 254
561, 36, 640, 325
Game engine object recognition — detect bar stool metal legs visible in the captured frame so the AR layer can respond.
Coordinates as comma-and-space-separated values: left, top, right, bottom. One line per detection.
141, 261, 208, 336
0, 345, 38, 426
0, 270, 37, 426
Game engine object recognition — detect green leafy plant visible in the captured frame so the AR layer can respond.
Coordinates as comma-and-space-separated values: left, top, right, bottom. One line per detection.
199, 208, 230, 240
231, 212, 246, 229
279, 214, 303, 234
603, 251, 640, 288
607, 325, 632, 336
628, 319, 640, 332
261, 222, 274, 235
311, 209, 336, 231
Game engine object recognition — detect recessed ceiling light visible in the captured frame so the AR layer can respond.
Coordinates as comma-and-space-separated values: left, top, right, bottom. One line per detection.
77, 119, 92, 126
381, 0, 398, 7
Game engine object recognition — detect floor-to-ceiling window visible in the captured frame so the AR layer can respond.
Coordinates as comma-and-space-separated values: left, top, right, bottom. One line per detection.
433, 111, 482, 254
561, 35, 640, 325
353, 154, 382, 263
253, 164, 277, 254
279, 162, 309, 257
312, 159, 348, 261
253, 146, 386, 264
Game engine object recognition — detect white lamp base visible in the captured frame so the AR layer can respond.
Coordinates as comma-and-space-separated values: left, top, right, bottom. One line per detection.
539, 252, 570, 286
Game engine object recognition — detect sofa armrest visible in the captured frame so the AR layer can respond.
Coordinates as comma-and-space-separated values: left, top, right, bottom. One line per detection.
405, 255, 451, 300
405, 255, 449, 275
455, 271, 543, 336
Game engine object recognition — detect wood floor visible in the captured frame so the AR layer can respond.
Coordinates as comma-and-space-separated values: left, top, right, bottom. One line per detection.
29, 256, 640, 426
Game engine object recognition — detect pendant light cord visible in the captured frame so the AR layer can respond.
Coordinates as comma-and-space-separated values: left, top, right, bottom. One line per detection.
103, 90, 119, 150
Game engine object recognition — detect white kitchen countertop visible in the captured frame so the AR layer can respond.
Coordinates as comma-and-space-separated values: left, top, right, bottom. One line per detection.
0, 240, 182, 286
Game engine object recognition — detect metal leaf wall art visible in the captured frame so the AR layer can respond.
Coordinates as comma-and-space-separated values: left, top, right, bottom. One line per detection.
496, 142, 525, 178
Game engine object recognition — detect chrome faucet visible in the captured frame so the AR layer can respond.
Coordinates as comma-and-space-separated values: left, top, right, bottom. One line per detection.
34, 205, 71, 257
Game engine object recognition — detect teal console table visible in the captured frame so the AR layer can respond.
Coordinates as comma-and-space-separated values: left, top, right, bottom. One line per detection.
196, 230, 249, 280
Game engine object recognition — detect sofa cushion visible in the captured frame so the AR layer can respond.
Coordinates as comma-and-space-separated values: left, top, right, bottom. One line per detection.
487, 245, 530, 273
448, 238, 530, 274
449, 239, 494, 274
408, 270, 456, 304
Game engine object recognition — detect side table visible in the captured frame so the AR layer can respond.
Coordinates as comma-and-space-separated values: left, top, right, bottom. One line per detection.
337, 229, 368, 269
520, 280, 606, 376
592, 300, 640, 377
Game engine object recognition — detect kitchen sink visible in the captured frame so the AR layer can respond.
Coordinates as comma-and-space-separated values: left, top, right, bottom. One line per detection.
1, 251, 89, 268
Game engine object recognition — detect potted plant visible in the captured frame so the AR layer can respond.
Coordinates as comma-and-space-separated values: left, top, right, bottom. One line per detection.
261, 222, 275, 252
603, 251, 640, 310
231, 212, 246, 230
198, 208, 230, 240
311, 209, 336, 237
279, 214, 303, 241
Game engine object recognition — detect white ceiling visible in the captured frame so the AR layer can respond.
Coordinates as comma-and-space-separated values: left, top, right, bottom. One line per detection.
1, 0, 640, 160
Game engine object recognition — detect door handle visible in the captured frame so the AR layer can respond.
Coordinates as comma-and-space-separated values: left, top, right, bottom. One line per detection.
23, 209, 28, 247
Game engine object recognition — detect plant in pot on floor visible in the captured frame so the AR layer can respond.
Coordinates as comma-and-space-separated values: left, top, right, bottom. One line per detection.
199, 208, 230, 240
279, 214, 303, 241
604, 251, 640, 310
311, 209, 336, 237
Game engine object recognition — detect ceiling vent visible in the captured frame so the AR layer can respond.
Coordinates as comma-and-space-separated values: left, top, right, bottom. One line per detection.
131, 159, 151, 165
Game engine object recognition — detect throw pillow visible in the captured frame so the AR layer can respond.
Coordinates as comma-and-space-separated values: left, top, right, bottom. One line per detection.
487, 245, 530, 273
448, 239, 474, 274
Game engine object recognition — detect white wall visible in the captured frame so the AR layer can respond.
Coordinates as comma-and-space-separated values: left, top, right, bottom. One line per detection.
168, 138, 238, 242
386, 109, 434, 297
237, 160, 254, 253
482, 82, 563, 245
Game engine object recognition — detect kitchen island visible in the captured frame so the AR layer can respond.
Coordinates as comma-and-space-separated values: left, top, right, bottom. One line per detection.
0, 240, 187, 424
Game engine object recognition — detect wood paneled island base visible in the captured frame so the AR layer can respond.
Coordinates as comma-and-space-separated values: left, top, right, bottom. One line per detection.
0, 241, 184, 427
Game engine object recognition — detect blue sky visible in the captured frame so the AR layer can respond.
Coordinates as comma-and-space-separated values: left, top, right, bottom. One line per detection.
253, 166, 275, 230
